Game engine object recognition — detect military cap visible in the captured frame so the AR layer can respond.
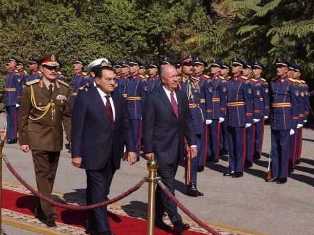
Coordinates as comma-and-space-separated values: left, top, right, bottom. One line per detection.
193, 57, 206, 66
243, 61, 252, 69
120, 60, 129, 68
41, 55, 60, 67
289, 63, 301, 72
128, 61, 139, 66
8, 57, 17, 63
181, 55, 193, 66
148, 63, 158, 69
220, 61, 230, 69
231, 58, 244, 67
210, 59, 223, 68
28, 57, 39, 64
275, 59, 289, 67
87, 58, 107, 72
73, 60, 83, 65
252, 61, 264, 70
113, 63, 122, 69
160, 56, 171, 65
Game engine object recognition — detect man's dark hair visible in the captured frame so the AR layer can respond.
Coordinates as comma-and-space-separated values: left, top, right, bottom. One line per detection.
94, 66, 114, 78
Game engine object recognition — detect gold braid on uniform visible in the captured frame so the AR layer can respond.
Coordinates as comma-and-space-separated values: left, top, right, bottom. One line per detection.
29, 85, 56, 121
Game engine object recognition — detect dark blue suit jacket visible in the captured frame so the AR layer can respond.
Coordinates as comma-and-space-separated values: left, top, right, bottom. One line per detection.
71, 86, 134, 170
143, 86, 196, 166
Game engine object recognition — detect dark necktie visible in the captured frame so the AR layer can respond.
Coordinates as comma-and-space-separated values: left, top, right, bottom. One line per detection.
48, 84, 54, 99
170, 91, 178, 118
105, 95, 114, 124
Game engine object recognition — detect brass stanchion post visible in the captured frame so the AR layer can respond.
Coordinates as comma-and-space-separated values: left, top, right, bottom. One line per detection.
146, 157, 158, 235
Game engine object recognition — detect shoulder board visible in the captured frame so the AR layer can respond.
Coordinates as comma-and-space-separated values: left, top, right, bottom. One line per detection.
261, 78, 266, 82
219, 76, 225, 80
203, 75, 210, 79
57, 79, 69, 87
25, 79, 40, 86
251, 78, 257, 82
300, 80, 306, 84
139, 75, 146, 79
241, 75, 248, 80
288, 78, 295, 82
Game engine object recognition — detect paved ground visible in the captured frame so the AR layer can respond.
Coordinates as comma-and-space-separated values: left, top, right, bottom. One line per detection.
1, 111, 314, 235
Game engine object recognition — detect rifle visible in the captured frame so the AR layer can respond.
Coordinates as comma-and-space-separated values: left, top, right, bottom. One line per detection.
265, 154, 272, 181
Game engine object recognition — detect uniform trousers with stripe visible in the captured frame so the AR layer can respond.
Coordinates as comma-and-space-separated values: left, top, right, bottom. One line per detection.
227, 127, 246, 173
5, 105, 17, 140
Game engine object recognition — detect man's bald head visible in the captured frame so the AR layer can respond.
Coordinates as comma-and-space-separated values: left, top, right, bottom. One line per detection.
160, 64, 179, 91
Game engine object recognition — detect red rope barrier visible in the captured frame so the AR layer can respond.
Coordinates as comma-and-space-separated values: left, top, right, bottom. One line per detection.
2, 154, 145, 210
157, 180, 221, 235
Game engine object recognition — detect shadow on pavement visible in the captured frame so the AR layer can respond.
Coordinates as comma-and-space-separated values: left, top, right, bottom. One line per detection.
121, 200, 147, 219
63, 189, 86, 204
300, 158, 314, 166
294, 165, 314, 175
290, 173, 314, 187
302, 138, 314, 143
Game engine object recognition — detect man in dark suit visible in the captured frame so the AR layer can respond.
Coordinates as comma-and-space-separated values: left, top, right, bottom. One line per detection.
143, 64, 197, 235
71, 59, 137, 235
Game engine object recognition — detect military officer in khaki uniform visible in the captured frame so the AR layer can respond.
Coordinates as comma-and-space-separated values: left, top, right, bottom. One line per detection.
18, 55, 71, 227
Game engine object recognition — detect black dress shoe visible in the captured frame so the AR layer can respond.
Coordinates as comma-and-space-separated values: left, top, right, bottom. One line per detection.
197, 166, 204, 172
223, 171, 233, 176
155, 220, 172, 232
173, 222, 190, 235
269, 177, 278, 182
43, 217, 56, 227
276, 178, 287, 184
232, 172, 243, 178
186, 185, 198, 197
7, 138, 17, 144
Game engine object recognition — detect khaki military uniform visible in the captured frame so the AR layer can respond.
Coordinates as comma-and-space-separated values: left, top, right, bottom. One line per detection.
19, 78, 71, 218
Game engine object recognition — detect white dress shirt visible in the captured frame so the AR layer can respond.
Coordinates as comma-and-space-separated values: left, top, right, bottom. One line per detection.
162, 86, 178, 103
162, 86, 196, 148
95, 83, 116, 121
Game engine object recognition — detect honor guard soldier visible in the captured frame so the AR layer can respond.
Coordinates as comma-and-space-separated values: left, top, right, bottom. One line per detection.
179, 57, 205, 197
219, 63, 231, 156
4, 58, 20, 144
117, 60, 130, 98
70, 60, 88, 92
125, 60, 145, 154
203, 60, 227, 163
252, 62, 269, 161
147, 63, 160, 93
19, 55, 71, 226
180, 56, 194, 85
269, 61, 298, 184
224, 59, 253, 177
26, 58, 42, 82
242, 62, 255, 168
292, 65, 310, 164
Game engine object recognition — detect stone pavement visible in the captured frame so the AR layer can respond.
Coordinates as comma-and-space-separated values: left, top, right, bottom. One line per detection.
1, 110, 313, 235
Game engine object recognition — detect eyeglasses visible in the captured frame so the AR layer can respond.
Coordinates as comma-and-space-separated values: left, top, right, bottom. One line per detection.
43, 65, 59, 71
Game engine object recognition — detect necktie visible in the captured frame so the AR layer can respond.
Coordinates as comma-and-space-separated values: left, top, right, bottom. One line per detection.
170, 91, 178, 118
105, 95, 114, 124
48, 84, 54, 99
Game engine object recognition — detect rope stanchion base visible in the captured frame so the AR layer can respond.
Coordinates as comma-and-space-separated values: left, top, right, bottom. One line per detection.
157, 180, 221, 235
2, 154, 146, 210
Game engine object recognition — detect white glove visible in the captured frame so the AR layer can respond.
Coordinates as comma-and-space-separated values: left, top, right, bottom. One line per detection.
296, 124, 303, 129
245, 123, 252, 128
16, 104, 20, 108
289, 129, 295, 135
253, 119, 260, 123
264, 116, 269, 119
304, 120, 307, 123
218, 117, 225, 123
205, 119, 213, 125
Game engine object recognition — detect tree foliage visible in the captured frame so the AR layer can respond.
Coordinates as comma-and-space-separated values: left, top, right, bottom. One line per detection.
0, 0, 313, 81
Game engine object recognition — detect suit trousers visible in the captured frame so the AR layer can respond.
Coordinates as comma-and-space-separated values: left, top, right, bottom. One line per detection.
156, 162, 182, 225
270, 129, 290, 178
86, 159, 115, 233
227, 127, 246, 173
5, 105, 17, 140
32, 150, 60, 218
